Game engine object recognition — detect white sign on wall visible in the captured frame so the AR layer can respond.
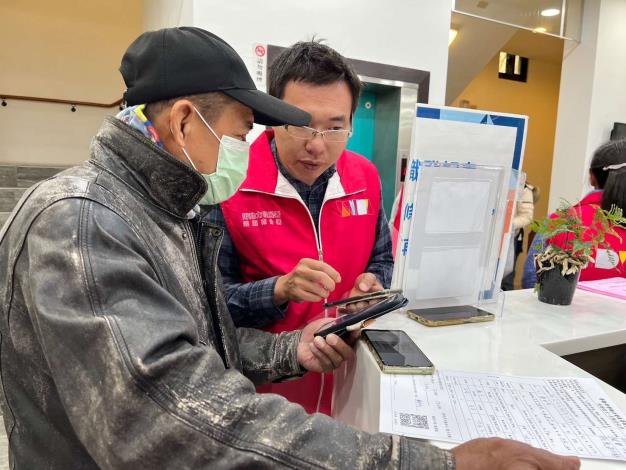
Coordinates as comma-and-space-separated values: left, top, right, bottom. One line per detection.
251, 43, 268, 91
246, 43, 270, 142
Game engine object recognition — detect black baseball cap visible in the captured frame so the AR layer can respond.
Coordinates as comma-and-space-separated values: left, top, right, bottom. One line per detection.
120, 27, 310, 127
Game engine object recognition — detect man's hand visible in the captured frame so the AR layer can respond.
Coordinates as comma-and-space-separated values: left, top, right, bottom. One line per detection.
343, 272, 384, 313
274, 258, 341, 305
297, 318, 356, 373
453, 437, 580, 470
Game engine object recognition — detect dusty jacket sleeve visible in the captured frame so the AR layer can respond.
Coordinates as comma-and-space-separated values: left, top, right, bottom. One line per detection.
235, 326, 304, 385
22, 198, 454, 470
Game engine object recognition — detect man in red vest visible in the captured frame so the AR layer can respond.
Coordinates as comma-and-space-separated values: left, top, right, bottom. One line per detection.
209, 41, 393, 414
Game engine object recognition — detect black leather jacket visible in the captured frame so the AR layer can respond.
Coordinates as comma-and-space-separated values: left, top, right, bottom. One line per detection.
0, 117, 453, 469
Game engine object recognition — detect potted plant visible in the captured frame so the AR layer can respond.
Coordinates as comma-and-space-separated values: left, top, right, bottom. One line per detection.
529, 201, 626, 305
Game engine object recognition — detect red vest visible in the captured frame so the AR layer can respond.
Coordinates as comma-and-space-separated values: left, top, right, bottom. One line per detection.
221, 130, 381, 414
550, 191, 626, 281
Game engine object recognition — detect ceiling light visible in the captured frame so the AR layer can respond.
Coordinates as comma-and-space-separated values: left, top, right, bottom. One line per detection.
533, 27, 547, 33
449, 29, 458, 46
541, 8, 560, 17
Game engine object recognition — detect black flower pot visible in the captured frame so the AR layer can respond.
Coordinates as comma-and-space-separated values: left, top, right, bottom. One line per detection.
537, 267, 581, 306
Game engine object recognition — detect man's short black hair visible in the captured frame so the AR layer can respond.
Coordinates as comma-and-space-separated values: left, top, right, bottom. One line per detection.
144, 92, 233, 124
268, 41, 362, 117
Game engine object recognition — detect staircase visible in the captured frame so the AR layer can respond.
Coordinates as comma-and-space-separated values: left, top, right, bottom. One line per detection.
0, 165, 67, 228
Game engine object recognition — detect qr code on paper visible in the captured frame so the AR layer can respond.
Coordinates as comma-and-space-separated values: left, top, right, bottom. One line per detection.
399, 413, 429, 429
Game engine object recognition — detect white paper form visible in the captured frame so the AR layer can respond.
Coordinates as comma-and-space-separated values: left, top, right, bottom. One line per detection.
380, 370, 626, 461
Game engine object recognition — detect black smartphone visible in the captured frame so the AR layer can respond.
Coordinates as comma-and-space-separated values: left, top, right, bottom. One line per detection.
362, 329, 434, 374
407, 305, 494, 327
324, 289, 403, 309
313, 294, 408, 338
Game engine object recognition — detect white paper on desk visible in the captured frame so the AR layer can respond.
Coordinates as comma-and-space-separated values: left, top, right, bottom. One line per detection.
380, 370, 626, 461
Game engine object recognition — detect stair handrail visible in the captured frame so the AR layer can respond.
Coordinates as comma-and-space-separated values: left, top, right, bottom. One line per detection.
0, 94, 123, 109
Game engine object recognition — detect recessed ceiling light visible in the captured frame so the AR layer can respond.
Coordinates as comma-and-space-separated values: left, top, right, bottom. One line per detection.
449, 29, 458, 46
541, 8, 560, 17
533, 27, 547, 33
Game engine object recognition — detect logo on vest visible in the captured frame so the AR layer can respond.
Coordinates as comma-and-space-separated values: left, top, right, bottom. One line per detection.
241, 210, 282, 228
338, 199, 370, 217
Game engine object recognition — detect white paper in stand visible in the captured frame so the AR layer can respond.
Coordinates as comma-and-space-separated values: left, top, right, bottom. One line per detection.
398, 163, 507, 310
380, 370, 626, 461
392, 105, 528, 309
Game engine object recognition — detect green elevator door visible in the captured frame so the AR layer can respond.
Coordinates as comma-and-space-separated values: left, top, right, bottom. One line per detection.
346, 86, 401, 218
347, 91, 376, 161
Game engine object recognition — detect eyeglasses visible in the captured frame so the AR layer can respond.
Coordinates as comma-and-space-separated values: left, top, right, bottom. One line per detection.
283, 125, 353, 143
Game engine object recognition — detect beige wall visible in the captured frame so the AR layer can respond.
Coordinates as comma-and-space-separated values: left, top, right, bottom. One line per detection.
451, 33, 563, 288
144, 0, 192, 31
451, 41, 562, 221
0, 1, 143, 166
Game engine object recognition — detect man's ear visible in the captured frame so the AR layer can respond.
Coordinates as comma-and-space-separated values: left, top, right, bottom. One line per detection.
168, 100, 196, 148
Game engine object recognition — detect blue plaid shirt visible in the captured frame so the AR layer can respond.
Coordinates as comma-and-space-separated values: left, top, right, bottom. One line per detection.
206, 140, 393, 328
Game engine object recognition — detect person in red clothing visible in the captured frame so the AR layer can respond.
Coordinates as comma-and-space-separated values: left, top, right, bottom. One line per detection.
209, 41, 394, 414
524, 140, 626, 285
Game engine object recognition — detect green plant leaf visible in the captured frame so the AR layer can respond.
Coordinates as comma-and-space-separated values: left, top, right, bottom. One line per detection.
529, 199, 624, 269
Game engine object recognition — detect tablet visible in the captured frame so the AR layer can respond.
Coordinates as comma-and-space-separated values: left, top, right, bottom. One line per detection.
313, 293, 408, 338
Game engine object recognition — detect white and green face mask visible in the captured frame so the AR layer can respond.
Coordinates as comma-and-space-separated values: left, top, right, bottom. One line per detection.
181, 106, 250, 205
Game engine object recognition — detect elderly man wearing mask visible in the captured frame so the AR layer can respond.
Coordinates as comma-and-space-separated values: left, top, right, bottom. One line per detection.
0, 27, 578, 470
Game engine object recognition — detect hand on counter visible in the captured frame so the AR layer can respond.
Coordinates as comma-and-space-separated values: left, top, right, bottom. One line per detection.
297, 318, 357, 373
274, 258, 341, 305
452, 437, 580, 470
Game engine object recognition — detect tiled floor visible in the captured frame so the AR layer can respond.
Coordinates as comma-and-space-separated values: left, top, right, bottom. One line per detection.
0, 165, 67, 231
0, 166, 65, 189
